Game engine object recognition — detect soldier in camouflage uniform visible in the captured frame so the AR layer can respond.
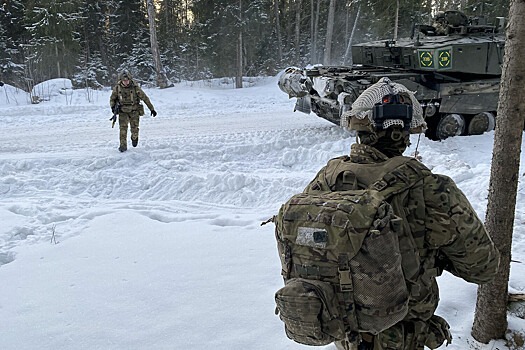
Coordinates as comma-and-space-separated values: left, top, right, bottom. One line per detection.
110, 71, 157, 152
317, 78, 500, 350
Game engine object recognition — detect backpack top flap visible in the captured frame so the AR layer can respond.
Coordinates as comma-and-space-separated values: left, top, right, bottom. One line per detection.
277, 189, 382, 261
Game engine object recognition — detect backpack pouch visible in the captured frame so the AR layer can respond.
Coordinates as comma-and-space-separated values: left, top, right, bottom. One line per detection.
275, 278, 346, 346
351, 223, 409, 333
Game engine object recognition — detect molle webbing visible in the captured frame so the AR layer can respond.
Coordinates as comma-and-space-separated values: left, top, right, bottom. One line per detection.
117, 83, 137, 105
322, 155, 430, 196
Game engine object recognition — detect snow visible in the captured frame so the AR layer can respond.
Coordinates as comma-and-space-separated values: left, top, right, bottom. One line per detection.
1, 76, 524, 349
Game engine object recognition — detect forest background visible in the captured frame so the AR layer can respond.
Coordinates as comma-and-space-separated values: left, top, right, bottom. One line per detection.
0, 0, 510, 91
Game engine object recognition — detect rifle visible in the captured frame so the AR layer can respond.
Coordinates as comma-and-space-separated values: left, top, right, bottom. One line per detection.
110, 102, 120, 128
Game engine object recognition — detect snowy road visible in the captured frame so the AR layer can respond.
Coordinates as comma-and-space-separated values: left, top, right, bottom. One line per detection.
1, 77, 524, 349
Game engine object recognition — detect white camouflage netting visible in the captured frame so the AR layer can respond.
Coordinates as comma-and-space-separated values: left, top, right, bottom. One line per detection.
345, 77, 426, 130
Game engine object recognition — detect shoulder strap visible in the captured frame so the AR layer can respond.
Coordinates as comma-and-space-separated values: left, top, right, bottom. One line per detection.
116, 83, 122, 102
370, 158, 430, 199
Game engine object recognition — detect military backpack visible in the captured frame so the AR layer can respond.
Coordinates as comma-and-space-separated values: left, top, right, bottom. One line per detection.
115, 82, 145, 115
273, 155, 428, 346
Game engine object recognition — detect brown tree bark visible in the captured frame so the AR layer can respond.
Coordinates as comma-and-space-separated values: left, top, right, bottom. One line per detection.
146, 0, 171, 88
471, 0, 525, 343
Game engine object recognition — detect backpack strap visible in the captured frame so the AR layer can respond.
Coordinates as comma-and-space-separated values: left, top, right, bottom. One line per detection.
369, 158, 430, 199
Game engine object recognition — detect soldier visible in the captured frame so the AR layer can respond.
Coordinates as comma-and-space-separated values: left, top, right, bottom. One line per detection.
313, 78, 500, 350
432, 11, 449, 35
110, 70, 157, 152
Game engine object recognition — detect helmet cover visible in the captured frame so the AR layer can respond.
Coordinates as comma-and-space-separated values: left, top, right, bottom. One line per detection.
344, 77, 426, 133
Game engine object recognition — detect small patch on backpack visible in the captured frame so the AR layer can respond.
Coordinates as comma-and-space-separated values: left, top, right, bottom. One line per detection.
296, 227, 328, 248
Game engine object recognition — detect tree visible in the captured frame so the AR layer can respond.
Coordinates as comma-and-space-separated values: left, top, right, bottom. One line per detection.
274, 0, 283, 63
323, 0, 336, 65
471, 0, 525, 343
0, 0, 26, 86
24, 0, 82, 81
236, 0, 243, 88
343, 4, 360, 65
294, 0, 302, 62
146, 0, 171, 88
109, 0, 152, 80
394, 0, 400, 41
76, 1, 112, 87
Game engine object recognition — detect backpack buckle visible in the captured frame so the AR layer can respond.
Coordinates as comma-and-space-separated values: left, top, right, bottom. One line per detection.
371, 180, 388, 191
338, 268, 353, 291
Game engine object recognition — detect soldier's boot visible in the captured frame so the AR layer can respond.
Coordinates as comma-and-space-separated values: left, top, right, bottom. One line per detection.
131, 136, 138, 147
119, 138, 127, 153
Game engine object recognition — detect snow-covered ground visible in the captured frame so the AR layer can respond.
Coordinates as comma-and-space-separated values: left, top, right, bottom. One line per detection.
1, 76, 524, 350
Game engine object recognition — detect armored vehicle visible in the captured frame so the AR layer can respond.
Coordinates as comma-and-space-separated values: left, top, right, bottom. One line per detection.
278, 10, 505, 140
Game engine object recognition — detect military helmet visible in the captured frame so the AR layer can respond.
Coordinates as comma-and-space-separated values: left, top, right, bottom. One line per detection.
119, 70, 132, 81
343, 77, 426, 134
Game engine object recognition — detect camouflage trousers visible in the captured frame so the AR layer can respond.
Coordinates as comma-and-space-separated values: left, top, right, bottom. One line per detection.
334, 316, 451, 350
118, 111, 140, 149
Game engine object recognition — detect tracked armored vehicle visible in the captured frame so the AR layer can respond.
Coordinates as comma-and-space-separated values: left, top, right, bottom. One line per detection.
278, 10, 505, 140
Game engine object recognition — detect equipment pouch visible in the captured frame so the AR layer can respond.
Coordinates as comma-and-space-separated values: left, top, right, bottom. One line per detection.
138, 103, 145, 116
424, 315, 452, 349
120, 105, 132, 113
275, 278, 345, 346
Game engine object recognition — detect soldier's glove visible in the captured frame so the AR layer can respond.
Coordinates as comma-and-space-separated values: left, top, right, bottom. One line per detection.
151, 110, 157, 117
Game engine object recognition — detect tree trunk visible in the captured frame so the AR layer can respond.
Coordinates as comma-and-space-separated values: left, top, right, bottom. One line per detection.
274, 0, 283, 64
294, 0, 302, 62
323, 0, 336, 65
427, 0, 433, 24
343, 5, 360, 65
310, 0, 314, 62
312, 0, 321, 64
55, 43, 61, 77
394, 0, 399, 41
146, 0, 171, 88
471, 0, 525, 343
236, 0, 243, 89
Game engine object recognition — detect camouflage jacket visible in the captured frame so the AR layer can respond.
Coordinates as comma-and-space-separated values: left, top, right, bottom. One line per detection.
109, 79, 154, 114
306, 143, 500, 349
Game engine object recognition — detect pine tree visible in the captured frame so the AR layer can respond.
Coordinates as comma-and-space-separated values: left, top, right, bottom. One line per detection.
109, 0, 152, 80
0, 0, 26, 86
75, 1, 113, 86
24, 0, 82, 82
